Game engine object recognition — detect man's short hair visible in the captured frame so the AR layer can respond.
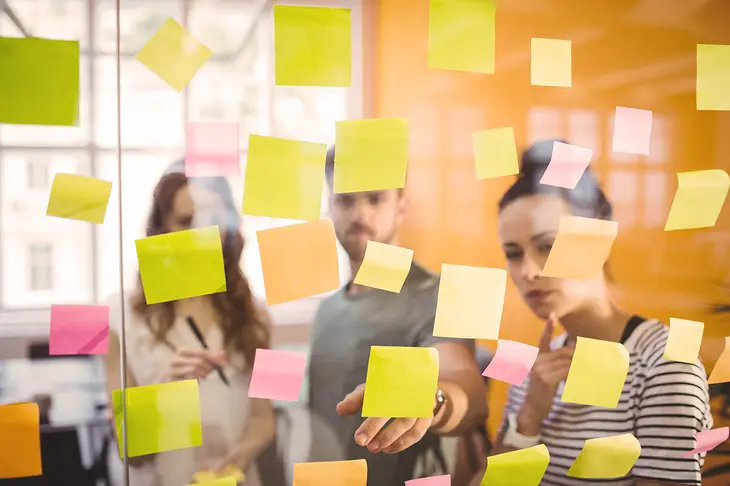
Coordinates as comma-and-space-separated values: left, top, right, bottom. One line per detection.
324, 145, 335, 185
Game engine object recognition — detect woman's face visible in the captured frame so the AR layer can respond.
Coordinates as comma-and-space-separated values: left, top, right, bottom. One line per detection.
164, 183, 230, 239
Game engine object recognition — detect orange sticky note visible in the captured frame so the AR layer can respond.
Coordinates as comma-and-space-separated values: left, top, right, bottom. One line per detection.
293, 459, 367, 486
541, 216, 618, 279
697, 44, 730, 111
709, 337, 730, 384
353, 241, 414, 293
0, 403, 42, 479
664, 318, 704, 364
531, 38, 572, 87
257, 220, 340, 305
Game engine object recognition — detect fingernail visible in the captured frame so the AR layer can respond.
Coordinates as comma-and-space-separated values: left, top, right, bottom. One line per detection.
355, 433, 367, 445
383, 447, 394, 454
369, 442, 380, 452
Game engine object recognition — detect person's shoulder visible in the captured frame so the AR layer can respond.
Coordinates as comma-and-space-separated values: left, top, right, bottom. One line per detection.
630, 318, 709, 377
313, 288, 347, 318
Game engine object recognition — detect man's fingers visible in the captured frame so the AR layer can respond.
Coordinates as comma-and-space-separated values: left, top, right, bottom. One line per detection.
382, 418, 432, 454
336, 384, 366, 417
354, 417, 389, 447
368, 417, 417, 453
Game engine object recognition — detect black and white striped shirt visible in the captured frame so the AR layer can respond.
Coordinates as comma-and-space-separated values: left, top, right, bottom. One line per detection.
500, 318, 712, 485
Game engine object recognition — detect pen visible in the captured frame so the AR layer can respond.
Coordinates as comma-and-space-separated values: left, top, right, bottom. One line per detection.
186, 316, 230, 387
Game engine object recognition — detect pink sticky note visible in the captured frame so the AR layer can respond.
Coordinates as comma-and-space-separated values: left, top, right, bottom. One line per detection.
185, 122, 240, 177
406, 475, 451, 486
482, 340, 539, 386
684, 427, 730, 456
540, 142, 593, 189
612, 106, 653, 155
49, 304, 110, 355
248, 349, 306, 401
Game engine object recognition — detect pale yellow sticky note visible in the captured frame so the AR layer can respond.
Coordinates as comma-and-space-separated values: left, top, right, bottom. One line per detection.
334, 118, 409, 193
709, 337, 730, 384
664, 170, 729, 231
472, 127, 519, 179
135, 18, 212, 91
697, 44, 730, 111
294, 459, 367, 486
433, 264, 506, 340
46, 173, 112, 224
531, 38, 572, 87
567, 434, 641, 479
189, 477, 237, 486
541, 216, 618, 279
664, 318, 704, 364
480, 444, 549, 486
353, 241, 414, 293
562, 337, 629, 408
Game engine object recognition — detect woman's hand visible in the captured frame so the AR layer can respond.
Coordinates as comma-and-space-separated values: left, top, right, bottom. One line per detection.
163, 349, 227, 382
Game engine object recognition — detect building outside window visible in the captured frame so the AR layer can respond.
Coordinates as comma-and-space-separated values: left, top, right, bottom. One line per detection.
28, 243, 54, 291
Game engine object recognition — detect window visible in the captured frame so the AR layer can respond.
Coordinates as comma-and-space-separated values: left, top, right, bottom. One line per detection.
28, 243, 54, 291
26, 159, 49, 190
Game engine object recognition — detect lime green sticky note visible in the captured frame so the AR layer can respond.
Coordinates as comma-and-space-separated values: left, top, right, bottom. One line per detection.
664, 170, 729, 231
274, 5, 351, 87
243, 135, 327, 221
0, 37, 79, 126
362, 346, 439, 418
561, 337, 629, 408
472, 127, 519, 179
135, 18, 212, 91
112, 380, 202, 457
481, 444, 549, 485
697, 44, 730, 111
428, 0, 496, 74
531, 38, 572, 87
568, 433, 641, 479
135, 226, 226, 305
334, 118, 409, 194
46, 174, 112, 224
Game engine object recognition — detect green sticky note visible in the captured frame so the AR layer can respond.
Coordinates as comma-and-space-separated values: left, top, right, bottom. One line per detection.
243, 135, 327, 221
697, 44, 730, 111
274, 5, 351, 87
135, 226, 226, 305
480, 444, 550, 486
112, 380, 202, 457
472, 127, 519, 179
428, 0, 496, 74
46, 173, 112, 224
334, 118, 409, 194
0, 37, 79, 126
362, 346, 439, 418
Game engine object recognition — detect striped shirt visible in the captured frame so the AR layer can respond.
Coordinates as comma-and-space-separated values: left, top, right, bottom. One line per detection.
500, 318, 712, 485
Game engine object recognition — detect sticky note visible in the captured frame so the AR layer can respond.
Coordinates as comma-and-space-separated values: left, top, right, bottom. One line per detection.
112, 380, 202, 457
709, 337, 730, 384
664, 170, 729, 231
562, 337, 629, 408
274, 5, 351, 87
697, 44, 730, 111
540, 142, 593, 189
684, 427, 729, 456
46, 173, 112, 224
472, 127, 519, 179
49, 304, 110, 355
434, 264, 507, 340
243, 135, 327, 221
663, 318, 704, 364
189, 477, 237, 486
406, 474, 451, 486
334, 118, 409, 193
257, 220, 339, 305
362, 346, 439, 418
612, 107, 653, 155
0, 37, 79, 126
0, 403, 41, 479
481, 444, 549, 486
249, 349, 307, 401
567, 434, 641, 478
531, 38, 572, 87
353, 241, 414, 293
427, 0, 496, 74
293, 459, 367, 486
541, 216, 619, 279
135, 226, 226, 305
185, 123, 240, 177
482, 340, 539, 386
191, 469, 242, 485
135, 18, 212, 91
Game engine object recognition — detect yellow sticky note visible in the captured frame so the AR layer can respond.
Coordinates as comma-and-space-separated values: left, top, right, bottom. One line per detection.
362, 346, 439, 418
434, 264, 506, 340
709, 337, 730, 384
135, 226, 226, 305
427, 0, 496, 74
0, 403, 41, 479
0, 37, 79, 126
568, 434, 641, 479
293, 459, 367, 486
334, 118, 409, 193
697, 44, 730, 111
562, 337, 629, 408
531, 38, 572, 87
664, 170, 729, 231
472, 127, 519, 179
274, 5, 351, 87
46, 173, 112, 224
480, 444, 549, 486
243, 135, 327, 221
664, 318, 704, 364
135, 18, 212, 91
189, 477, 237, 486
112, 380, 202, 457
353, 241, 414, 293
541, 216, 618, 279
